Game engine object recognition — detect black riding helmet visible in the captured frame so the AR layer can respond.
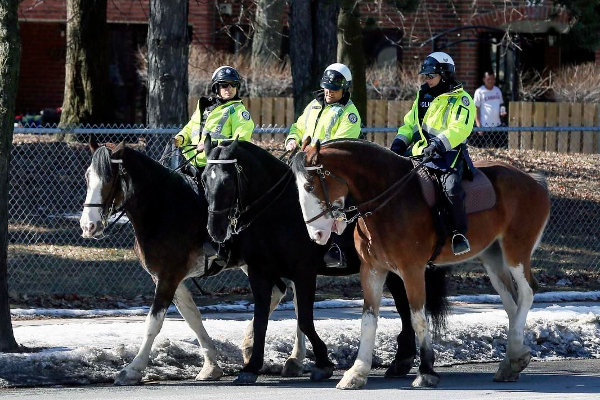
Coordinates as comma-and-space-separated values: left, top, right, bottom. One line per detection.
420, 52, 455, 80
211, 66, 242, 94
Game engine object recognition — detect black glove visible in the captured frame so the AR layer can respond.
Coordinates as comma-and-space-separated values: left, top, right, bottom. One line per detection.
390, 137, 407, 156
422, 142, 438, 158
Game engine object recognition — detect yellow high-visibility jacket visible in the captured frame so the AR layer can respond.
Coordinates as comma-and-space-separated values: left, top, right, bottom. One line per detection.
285, 93, 361, 146
394, 84, 475, 170
176, 98, 254, 167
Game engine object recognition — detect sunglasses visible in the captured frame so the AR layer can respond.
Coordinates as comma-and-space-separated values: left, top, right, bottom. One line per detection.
218, 82, 238, 89
424, 73, 438, 80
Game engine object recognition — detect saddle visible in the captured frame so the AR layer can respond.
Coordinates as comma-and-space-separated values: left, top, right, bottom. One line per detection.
414, 161, 497, 214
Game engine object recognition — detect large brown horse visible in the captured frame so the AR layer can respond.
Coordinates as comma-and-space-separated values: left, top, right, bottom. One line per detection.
291, 138, 550, 390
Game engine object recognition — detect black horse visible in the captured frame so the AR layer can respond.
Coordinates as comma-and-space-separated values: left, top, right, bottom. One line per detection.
202, 136, 449, 384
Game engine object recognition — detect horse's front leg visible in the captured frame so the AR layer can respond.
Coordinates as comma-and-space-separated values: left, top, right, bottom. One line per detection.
239, 267, 290, 365
337, 266, 387, 390
172, 283, 223, 381
114, 279, 177, 385
384, 272, 417, 377
235, 267, 274, 385
403, 267, 439, 388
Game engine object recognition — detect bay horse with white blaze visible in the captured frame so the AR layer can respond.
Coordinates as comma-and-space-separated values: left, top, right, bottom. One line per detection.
79, 141, 310, 385
201, 137, 449, 384
292, 138, 550, 390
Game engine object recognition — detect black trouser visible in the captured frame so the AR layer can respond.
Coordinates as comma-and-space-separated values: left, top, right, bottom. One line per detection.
438, 160, 468, 235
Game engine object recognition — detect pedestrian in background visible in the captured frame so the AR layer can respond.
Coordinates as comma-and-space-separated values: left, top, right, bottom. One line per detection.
472, 71, 507, 148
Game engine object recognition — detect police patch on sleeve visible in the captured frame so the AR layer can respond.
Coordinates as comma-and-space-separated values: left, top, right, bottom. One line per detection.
242, 111, 251, 120
461, 96, 470, 106
348, 113, 358, 124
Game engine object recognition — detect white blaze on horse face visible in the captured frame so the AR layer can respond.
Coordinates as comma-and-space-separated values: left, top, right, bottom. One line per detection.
296, 173, 336, 245
80, 166, 104, 238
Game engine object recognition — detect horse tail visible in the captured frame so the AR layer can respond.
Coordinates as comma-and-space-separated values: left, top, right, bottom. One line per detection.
425, 264, 450, 336
529, 172, 548, 191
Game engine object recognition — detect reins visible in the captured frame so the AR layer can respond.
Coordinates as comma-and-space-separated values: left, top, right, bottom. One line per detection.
304, 155, 431, 224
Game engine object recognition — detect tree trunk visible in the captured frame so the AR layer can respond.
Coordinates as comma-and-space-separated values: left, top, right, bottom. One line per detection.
0, 0, 20, 352
60, 0, 113, 127
146, 0, 189, 127
312, 0, 339, 88
289, 0, 314, 117
250, 0, 284, 97
338, 0, 366, 124
289, 0, 339, 118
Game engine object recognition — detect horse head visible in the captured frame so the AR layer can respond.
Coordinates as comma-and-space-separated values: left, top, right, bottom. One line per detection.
202, 135, 244, 243
80, 139, 126, 238
291, 139, 349, 245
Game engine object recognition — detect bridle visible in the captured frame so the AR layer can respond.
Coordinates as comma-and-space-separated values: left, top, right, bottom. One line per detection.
82, 159, 127, 236
303, 156, 431, 225
205, 157, 294, 236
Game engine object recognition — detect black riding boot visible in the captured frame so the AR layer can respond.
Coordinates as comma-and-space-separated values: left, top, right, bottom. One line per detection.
447, 195, 470, 256
203, 241, 230, 276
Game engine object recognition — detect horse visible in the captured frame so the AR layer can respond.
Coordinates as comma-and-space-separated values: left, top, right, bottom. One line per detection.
201, 136, 449, 384
79, 140, 317, 385
291, 138, 551, 390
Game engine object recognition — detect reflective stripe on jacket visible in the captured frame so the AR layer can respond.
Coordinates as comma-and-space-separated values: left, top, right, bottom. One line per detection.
285, 99, 361, 145
394, 86, 475, 170
176, 99, 254, 167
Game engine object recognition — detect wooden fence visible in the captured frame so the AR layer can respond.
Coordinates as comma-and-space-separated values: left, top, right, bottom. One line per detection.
192, 97, 600, 153
508, 102, 600, 153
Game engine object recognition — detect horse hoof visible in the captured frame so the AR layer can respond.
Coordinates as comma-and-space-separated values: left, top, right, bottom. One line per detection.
196, 364, 224, 381
411, 373, 440, 388
510, 351, 532, 374
493, 358, 519, 382
385, 357, 414, 378
493, 368, 520, 382
282, 358, 304, 377
310, 365, 334, 382
336, 370, 367, 390
114, 368, 143, 386
234, 372, 258, 385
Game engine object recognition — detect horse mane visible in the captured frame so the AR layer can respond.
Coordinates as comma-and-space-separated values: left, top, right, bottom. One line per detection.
91, 146, 114, 182
216, 140, 289, 176
292, 138, 413, 178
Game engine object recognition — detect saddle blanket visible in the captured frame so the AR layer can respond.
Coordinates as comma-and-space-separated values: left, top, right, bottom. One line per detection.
414, 163, 497, 214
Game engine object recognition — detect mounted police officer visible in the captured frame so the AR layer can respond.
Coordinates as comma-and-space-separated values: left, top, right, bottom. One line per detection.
174, 66, 254, 169
390, 52, 475, 256
286, 63, 362, 268
173, 65, 255, 271
285, 63, 361, 151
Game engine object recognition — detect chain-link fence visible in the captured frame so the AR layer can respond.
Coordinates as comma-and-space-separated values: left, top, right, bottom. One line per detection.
8, 125, 600, 297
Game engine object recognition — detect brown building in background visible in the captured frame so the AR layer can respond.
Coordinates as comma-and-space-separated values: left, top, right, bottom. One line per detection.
17, 0, 599, 124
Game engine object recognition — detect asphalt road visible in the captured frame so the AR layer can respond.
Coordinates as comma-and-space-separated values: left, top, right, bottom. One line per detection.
2, 359, 600, 400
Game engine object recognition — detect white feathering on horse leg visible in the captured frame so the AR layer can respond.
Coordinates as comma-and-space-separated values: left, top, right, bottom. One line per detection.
337, 270, 385, 390
114, 308, 167, 385
507, 264, 533, 359
172, 284, 223, 381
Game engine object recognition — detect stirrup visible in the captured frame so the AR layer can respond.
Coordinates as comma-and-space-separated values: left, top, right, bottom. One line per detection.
203, 242, 229, 276
451, 232, 471, 256
324, 243, 346, 268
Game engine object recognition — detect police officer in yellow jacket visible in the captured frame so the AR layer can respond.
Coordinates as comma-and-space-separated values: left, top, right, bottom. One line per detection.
174, 66, 254, 171
285, 63, 361, 151
287, 63, 361, 268
173, 65, 254, 272
390, 52, 475, 255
